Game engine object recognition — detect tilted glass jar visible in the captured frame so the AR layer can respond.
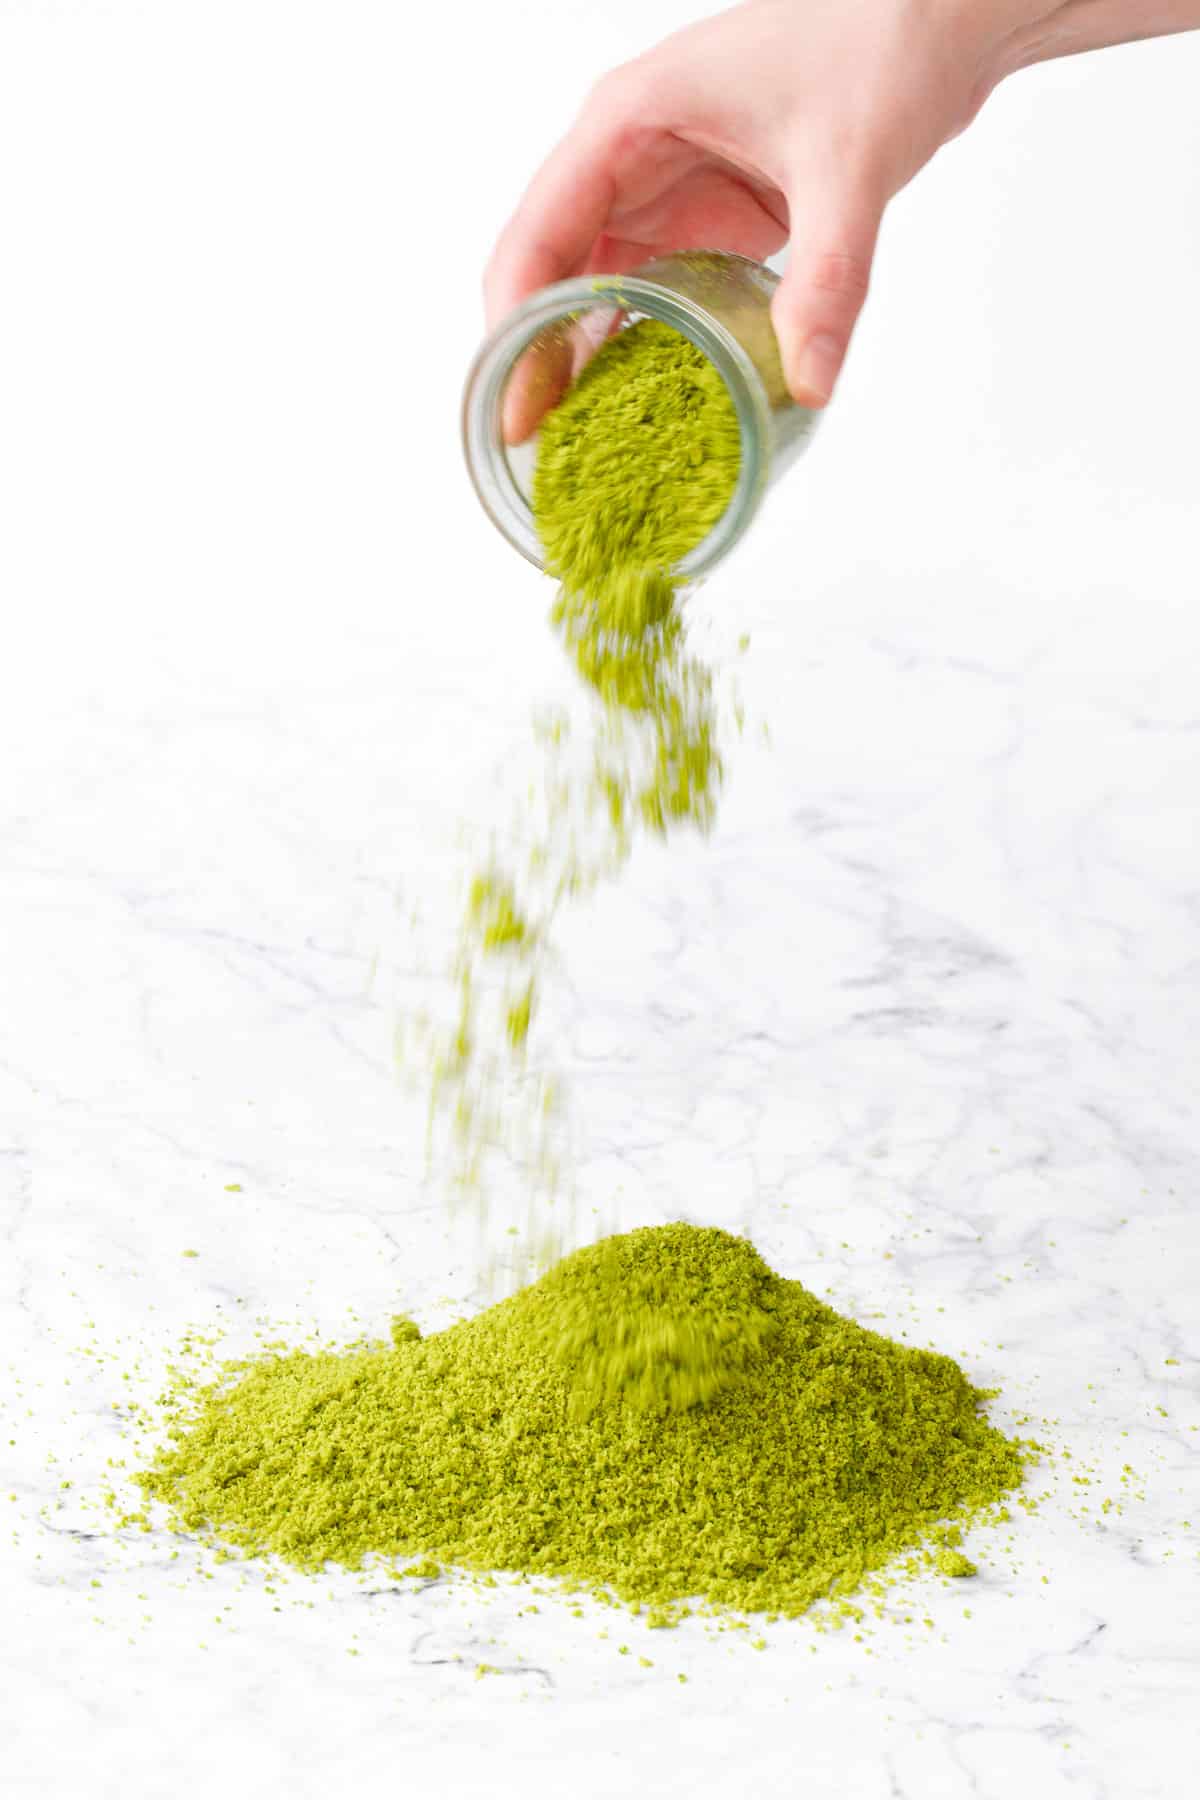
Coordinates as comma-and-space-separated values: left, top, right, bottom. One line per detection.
461, 250, 822, 582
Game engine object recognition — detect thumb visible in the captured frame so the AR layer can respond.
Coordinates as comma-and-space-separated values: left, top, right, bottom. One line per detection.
771, 186, 882, 408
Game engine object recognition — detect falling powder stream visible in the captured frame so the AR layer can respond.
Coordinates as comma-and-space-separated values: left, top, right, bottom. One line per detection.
405, 319, 742, 1276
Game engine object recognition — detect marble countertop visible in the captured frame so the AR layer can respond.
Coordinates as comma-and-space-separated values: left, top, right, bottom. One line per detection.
3, 7, 1199, 1798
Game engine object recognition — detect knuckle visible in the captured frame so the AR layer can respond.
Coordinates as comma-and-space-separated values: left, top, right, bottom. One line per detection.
809, 250, 872, 306
583, 62, 632, 116
583, 54, 667, 126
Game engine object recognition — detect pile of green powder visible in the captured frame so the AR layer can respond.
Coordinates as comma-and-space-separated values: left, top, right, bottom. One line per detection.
136, 1225, 1030, 1618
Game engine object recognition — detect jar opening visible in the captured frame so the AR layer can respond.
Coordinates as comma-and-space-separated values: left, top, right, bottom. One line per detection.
462, 275, 773, 583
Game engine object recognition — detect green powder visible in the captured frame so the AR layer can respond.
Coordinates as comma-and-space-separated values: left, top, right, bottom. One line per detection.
134, 1225, 1031, 1619
413, 320, 741, 1236
538, 319, 738, 840
532, 318, 741, 605
465, 872, 535, 951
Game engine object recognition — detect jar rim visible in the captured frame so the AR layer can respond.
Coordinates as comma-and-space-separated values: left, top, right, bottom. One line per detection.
461, 269, 773, 584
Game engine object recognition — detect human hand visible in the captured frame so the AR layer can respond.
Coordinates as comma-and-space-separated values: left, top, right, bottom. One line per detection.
485, 0, 1057, 423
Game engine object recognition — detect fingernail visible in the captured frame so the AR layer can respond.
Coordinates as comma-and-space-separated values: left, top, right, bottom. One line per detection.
793, 332, 842, 405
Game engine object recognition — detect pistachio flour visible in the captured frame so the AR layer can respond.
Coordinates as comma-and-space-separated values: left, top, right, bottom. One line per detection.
135, 1225, 1030, 1618
416, 320, 741, 1235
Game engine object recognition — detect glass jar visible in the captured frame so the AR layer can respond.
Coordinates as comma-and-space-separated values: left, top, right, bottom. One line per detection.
461, 250, 822, 582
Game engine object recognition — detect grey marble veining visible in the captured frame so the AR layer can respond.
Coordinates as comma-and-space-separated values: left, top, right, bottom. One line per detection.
4, 492, 1198, 1798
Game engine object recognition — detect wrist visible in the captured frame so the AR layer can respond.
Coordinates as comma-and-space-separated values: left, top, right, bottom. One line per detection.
915, 1, 1062, 121
977, 1, 1200, 84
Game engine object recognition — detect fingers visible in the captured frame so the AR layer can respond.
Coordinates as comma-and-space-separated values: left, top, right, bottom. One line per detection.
493, 163, 789, 442
770, 180, 883, 408
585, 165, 788, 271
486, 108, 617, 444
485, 81, 639, 442
500, 325, 576, 446
483, 112, 618, 328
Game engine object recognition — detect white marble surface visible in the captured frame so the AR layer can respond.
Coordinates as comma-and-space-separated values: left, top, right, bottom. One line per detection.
3, 6, 1199, 1797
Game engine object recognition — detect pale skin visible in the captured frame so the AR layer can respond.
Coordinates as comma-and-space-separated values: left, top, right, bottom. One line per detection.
485, 0, 1200, 424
